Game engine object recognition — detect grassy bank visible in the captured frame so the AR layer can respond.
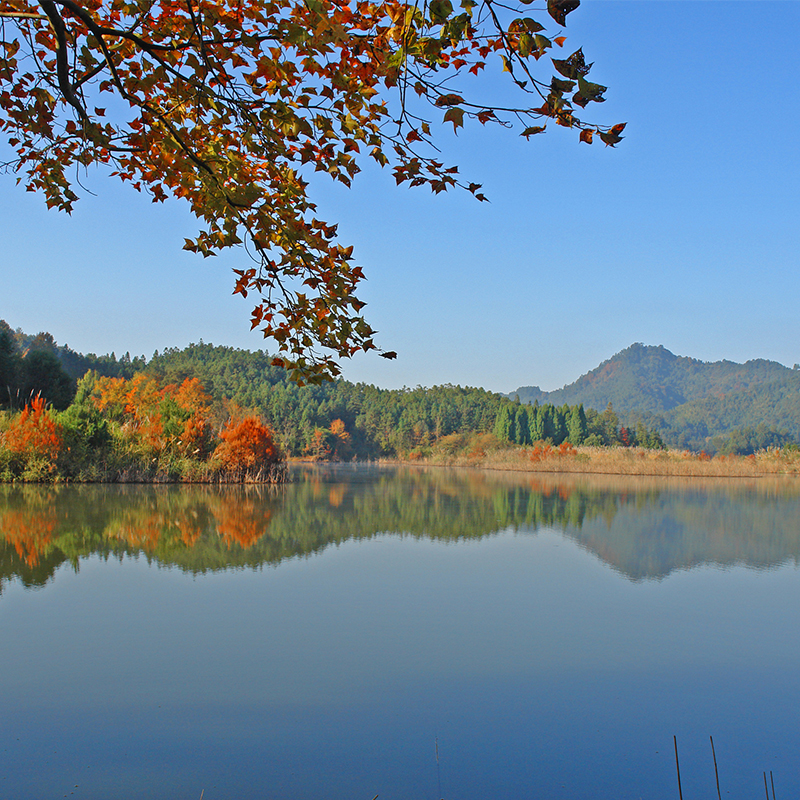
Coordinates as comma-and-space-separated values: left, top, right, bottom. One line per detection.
398, 432, 800, 478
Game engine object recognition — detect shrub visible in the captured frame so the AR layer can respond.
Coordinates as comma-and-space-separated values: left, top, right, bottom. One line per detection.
3, 396, 62, 476
213, 416, 281, 475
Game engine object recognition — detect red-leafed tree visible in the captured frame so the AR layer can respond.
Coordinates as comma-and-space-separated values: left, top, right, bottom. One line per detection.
213, 415, 281, 474
0, 0, 621, 382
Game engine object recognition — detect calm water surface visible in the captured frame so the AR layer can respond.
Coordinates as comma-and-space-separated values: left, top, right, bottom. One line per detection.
2, 465, 800, 799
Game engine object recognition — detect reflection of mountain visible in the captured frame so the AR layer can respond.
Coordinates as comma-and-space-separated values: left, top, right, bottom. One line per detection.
565, 488, 800, 580
2, 467, 800, 591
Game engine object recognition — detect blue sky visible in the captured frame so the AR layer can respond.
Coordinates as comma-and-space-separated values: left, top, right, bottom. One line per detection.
2, 1, 799, 392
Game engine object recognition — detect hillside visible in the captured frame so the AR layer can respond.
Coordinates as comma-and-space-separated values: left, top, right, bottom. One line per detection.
510, 343, 800, 450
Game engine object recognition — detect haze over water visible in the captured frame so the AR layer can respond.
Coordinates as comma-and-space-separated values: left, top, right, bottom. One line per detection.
2, 465, 799, 799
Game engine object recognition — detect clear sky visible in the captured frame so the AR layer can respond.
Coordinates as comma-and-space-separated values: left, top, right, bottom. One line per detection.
2, 1, 799, 393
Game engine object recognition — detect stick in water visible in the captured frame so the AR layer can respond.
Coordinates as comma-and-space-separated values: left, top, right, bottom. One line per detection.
674, 736, 683, 800
435, 735, 442, 800
710, 736, 721, 800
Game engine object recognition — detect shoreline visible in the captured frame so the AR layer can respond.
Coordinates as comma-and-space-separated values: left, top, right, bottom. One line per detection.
384, 441, 800, 480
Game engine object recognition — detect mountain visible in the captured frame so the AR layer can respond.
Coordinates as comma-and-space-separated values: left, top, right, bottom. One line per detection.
510, 343, 800, 449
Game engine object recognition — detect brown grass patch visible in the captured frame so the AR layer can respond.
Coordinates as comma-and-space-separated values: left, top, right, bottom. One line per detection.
407, 436, 800, 479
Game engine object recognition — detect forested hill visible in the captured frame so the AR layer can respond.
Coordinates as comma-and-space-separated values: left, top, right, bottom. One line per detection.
510, 343, 800, 448
512, 344, 794, 412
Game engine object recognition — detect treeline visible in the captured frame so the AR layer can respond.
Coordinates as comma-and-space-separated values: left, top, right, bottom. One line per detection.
145, 342, 504, 457
494, 400, 666, 449
0, 321, 144, 411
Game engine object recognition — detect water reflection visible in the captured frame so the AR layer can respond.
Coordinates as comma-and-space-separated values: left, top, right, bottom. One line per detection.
2, 465, 800, 593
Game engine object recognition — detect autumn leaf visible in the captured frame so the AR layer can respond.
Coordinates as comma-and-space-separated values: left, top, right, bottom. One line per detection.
435, 93, 465, 107
572, 76, 607, 107
521, 125, 546, 138
599, 122, 626, 146
443, 107, 465, 131
552, 48, 593, 79
547, 0, 580, 26
0, 0, 617, 383
429, 0, 453, 23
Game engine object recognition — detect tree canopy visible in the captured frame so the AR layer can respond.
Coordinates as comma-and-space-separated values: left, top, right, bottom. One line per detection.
0, 0, 622, 381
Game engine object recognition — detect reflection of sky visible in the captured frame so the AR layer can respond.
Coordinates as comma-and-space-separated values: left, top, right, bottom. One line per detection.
4, 528, 800, 799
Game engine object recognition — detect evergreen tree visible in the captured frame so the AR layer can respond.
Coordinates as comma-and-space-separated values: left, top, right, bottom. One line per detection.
567, 404, 588, 445
529, 401, 544, 442
598, 402, 621, 446
552, 404, 569, 445
516, 407, 531, 445
539, 404, 556, 443
494, 405, 513, 443
507, 405, 518, 444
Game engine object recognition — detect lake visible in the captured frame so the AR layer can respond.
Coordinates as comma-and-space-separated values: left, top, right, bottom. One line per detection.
2, 465, 800, 799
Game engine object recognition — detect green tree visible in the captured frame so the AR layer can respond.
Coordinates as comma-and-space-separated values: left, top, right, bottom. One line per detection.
539, 404, 556, 443
0, 321, 22, 408
597, 402, 620, 446
20, 350, 74, 410
57, 372, 112, 476
516, 406, 531, 446
529, 400, 544, 442
552, 404, 569, 445
494, 405, 513, 443
567, 403, 588, 445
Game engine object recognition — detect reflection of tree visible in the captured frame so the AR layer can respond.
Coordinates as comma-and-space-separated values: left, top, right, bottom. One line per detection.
0, 505, 57, 567
2, 468, 800, 592
209, 496, 273, 550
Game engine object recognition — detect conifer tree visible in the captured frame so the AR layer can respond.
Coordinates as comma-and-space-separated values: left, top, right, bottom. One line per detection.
494, 405, 512, 443
567, 404, 588, 445
529, 401, 544, 442
516, 407, 531, 446
539, 404, 556, 443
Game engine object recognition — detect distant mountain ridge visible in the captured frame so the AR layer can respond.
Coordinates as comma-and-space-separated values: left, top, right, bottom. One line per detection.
510, 343, 800, 449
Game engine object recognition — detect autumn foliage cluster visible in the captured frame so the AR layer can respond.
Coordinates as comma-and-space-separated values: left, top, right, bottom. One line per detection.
90, 374, 214, 457
0, 373, 283, 482
3, 395, 62, 470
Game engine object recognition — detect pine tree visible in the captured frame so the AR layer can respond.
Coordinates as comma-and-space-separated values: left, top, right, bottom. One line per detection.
494, 406, 513, 443
567, 404, 588, 445
539, 404, 556, 443
552, 405, 568, 446
516, 407, 531, 445
529, 401, 544, 442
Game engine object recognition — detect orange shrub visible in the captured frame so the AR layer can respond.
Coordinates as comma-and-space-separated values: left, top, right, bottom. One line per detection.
4, 396, 62, 464
213, 416, 281, 472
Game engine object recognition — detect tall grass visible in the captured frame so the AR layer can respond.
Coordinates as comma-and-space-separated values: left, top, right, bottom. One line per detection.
402, 433, 800, 478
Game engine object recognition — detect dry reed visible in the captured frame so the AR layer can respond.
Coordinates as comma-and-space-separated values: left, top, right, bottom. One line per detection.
409, 436, 800, 479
